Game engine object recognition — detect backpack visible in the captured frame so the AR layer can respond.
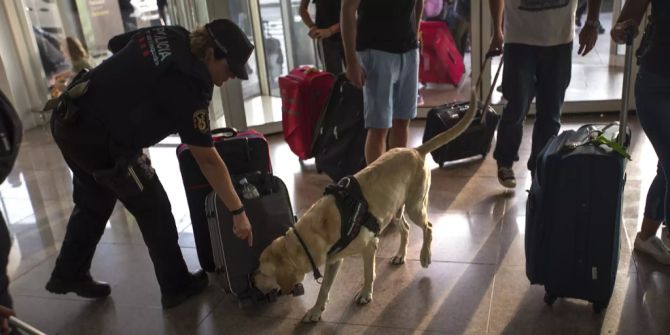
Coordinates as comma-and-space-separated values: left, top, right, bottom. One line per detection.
423, 0, 444, 19
0, 90, 22, 183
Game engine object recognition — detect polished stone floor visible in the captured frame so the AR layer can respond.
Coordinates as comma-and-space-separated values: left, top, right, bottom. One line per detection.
3, 114, 667, 335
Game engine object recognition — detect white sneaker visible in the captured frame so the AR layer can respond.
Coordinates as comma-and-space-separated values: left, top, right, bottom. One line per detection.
634, 233, 670, 265
662, 226, 670, 249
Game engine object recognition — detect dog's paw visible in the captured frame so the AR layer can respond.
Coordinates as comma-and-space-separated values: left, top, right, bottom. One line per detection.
302, 307, 323, 323
390, 255, 405, 265
355, 291, 373, 305
420, 248, 432, 268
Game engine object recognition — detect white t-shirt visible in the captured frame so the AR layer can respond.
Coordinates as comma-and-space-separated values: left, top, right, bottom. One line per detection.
504, 0, 578, 46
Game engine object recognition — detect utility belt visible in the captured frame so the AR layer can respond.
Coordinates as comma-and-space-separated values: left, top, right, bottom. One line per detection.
46, 69, 90, 127
92, 153, 157, 198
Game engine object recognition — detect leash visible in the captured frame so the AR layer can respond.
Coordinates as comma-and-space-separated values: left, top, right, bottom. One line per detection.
290, 227, 323, 282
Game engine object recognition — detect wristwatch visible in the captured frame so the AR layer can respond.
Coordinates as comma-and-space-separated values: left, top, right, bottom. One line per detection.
584, 19, 600, 29
230, 206, 245, 216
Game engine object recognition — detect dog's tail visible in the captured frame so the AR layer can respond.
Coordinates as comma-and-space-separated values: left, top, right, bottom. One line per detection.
416, 90, 479, 157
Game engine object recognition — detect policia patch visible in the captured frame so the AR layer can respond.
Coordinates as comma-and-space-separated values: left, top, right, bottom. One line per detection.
193, 109, 210, 134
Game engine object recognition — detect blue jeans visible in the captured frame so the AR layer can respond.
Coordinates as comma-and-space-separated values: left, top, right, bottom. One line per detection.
493, 42, 573, 170
636, 68, 670, 223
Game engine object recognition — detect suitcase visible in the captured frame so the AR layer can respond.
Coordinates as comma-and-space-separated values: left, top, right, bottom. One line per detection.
419, 21, 465, 86
279, 66, 335, 160
422, 56, 503, 166
177, 128, 271, 272
525, 30, 635, 312
204, 172, 303, 307
312, 74, 366, 182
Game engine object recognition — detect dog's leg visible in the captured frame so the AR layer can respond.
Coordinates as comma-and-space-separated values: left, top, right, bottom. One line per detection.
406, 205, 432, 268
302, 258, 343, 323
391, 212, 410, 265
355, 237, 379, 305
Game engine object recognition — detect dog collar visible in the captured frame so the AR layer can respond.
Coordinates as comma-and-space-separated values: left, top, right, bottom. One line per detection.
290, 228, 323, 281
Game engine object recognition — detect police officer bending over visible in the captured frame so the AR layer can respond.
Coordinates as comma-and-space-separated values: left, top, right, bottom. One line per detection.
45, 19, 255, 309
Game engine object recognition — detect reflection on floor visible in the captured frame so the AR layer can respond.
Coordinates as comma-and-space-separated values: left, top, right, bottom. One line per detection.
3, 114, 667, 334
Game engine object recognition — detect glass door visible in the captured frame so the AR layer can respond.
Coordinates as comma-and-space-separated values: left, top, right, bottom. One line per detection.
482, 0, 640, 113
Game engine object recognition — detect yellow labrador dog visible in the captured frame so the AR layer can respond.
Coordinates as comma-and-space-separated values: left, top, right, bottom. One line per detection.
254, 92, 479, 323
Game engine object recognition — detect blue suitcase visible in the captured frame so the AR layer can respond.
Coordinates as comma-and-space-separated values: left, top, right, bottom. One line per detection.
525, 31, 635, 312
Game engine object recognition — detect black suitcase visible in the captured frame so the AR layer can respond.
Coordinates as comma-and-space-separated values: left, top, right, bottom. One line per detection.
422, 102, 499, 166
204, 173, 303, 307
177, 128, 271, 272
525, 31, 635, 312
422, 57, 503, 166
312, 74, 366, 182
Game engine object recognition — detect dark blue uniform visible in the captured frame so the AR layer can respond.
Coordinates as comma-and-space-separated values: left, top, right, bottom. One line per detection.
50, 26, 214, 296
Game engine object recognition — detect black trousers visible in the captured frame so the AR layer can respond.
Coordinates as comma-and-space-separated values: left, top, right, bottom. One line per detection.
49, 112, 191, 295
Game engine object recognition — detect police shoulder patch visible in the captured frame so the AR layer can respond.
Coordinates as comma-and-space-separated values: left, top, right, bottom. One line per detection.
192, 109, 210, 134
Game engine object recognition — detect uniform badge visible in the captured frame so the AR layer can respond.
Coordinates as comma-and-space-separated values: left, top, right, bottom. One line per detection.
193, 109, 210, 134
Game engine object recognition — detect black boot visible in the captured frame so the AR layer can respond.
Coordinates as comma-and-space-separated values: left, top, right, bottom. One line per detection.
45, 274, 111, 299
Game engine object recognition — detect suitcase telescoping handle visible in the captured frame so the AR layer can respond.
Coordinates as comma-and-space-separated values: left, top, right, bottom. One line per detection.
473, 54, 504, 124
211, 127, 239, 138
619, 26, 636, 146
10, 316, 47, 335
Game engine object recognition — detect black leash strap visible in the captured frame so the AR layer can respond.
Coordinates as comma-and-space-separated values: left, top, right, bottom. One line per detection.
291, 228, 323, 281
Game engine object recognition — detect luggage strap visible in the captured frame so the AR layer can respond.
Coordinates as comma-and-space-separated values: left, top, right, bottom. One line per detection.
324, 176, 380, 256
290, 227, 323, 281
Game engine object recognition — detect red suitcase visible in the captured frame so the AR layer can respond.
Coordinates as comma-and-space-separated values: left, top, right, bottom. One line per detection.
419, 21, 465, 86
279, 66, 335, 160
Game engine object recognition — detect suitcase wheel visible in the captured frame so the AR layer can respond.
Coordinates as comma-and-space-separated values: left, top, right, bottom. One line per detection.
292, 283, 305, 296
543, 292, 557, 306
238, 297, 254, 309
592, 300, 608, 313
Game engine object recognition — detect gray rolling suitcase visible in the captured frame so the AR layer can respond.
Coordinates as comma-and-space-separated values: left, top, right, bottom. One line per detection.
525, 30, 635, 312
204, 173, 303, 307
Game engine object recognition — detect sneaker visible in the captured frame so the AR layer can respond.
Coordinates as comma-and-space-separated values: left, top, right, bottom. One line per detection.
634, 233, 670, 265
161, 270, 209, 309
497, 166, 516, 188
662, 226, 670, 248
417, 94, 424, 106
46, 275, 111, 299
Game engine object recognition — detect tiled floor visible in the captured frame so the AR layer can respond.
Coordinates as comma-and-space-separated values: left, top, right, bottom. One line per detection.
3, 113, 667, 334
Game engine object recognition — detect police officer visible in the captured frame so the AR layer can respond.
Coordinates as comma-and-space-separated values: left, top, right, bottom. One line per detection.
45, 19, 255, 309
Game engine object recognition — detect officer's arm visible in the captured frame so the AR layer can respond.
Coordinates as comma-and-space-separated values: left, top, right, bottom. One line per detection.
188, 145, 244, 213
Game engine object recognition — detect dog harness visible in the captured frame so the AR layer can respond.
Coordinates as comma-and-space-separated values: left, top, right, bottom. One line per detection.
324, 176, 380, 255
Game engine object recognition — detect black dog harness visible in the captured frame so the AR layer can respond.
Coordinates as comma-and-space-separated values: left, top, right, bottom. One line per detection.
324, 176, 380, 255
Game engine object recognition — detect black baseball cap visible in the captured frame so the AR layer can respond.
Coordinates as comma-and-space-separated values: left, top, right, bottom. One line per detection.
205, 19, 255, 80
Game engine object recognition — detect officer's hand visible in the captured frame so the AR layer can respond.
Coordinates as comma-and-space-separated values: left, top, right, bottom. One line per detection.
0, 306, 14, 335
314, 28, 333, 39
487, 32, 504, 58
346, 61, 366, 88
233, 213, 253, 247
611, 19, 639, 44
578, 25, 599, 56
